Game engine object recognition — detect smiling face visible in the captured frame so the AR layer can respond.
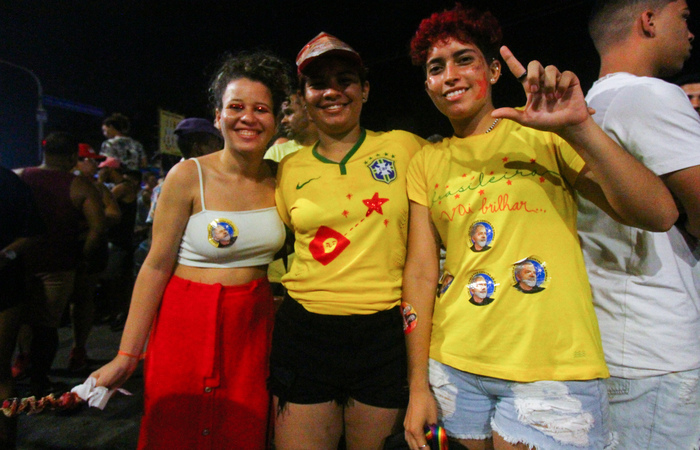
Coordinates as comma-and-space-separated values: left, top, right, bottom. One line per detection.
302, 57, 369, 138
653, 0, 694, 77
215, 78, 277, 154
424, 39, 500, 128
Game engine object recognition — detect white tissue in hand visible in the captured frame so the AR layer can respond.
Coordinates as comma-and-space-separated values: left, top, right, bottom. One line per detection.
71, 377, 131, 410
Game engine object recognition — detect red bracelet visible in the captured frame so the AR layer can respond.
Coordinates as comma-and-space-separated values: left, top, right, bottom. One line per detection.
118, 350, 141, 359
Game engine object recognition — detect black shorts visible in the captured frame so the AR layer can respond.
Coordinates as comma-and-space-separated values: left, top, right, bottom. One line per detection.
268, 295, 408, 410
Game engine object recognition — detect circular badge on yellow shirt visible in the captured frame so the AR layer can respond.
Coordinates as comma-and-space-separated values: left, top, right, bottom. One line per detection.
512, 256, 547, 294
465, 271, 497, 306
207, 218, 238, 248
468, 220, 494, 253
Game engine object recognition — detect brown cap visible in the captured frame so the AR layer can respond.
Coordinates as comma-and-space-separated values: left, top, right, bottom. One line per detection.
296, 32, 363, 75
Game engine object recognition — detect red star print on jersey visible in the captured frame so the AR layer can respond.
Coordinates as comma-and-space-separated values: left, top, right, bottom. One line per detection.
363, 192, 389, 217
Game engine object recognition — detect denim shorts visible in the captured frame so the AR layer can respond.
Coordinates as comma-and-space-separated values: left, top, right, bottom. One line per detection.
606, 370, 700, 449
429, 359, 615, 449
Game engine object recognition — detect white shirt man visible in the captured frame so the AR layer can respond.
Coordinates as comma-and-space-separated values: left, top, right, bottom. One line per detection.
580, 1, 700, 447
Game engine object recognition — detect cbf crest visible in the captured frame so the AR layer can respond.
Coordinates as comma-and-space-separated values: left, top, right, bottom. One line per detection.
367, 157, 397, 184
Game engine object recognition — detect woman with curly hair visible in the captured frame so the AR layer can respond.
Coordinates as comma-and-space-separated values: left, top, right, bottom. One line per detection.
92, 52, 291, 449
402, 4, 677, 449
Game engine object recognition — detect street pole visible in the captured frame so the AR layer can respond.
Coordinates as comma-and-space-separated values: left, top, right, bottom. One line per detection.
0, 58, 47, 163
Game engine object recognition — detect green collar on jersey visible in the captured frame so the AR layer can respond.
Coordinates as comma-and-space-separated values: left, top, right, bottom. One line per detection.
312, 128, 366, 175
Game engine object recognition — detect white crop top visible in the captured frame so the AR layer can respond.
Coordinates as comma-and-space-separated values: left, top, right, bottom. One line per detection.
177, 158, 286, 268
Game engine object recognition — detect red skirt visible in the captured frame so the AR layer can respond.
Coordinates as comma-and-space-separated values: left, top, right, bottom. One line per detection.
138, 275, 274, 449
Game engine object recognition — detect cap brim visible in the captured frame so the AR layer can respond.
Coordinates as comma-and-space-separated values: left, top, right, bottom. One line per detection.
298, 50, 363, 75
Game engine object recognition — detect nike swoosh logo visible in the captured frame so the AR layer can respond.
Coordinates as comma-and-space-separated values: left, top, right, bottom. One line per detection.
296, 177, 320, 189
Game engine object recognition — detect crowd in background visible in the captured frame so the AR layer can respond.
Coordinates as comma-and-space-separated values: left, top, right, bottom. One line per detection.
2, 1, 700, 449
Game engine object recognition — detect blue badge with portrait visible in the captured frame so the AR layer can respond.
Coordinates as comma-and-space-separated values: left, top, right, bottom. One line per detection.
437, 271, 454, 298
207, 218, 238, 248
367, 157, 397, 184
468, 221, 494, 253
512, 257, 547, 294
465, 272, 497, 306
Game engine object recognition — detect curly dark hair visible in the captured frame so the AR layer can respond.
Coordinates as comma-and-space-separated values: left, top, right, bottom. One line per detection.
410, 3, 502, 69
209, 51, 292, 117
102, 113, 131, 134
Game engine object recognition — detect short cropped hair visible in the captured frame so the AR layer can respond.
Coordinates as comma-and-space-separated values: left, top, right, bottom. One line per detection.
410, 3, 502, 68
209, 51, 292, 117
103, 113, 131, 134
43, 132, 78, 156
589, 0, 675, 52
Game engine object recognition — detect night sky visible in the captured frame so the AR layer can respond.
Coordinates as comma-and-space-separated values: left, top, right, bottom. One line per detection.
2, 1, 699, 169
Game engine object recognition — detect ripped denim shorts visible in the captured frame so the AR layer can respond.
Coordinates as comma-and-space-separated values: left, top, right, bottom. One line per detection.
428, 359, 616, 449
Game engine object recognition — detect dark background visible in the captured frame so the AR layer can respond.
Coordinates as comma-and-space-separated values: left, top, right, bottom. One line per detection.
2, 0, 699, 169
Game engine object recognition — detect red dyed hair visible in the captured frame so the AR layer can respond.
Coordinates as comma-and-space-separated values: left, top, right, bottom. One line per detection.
410, 3, 502, 68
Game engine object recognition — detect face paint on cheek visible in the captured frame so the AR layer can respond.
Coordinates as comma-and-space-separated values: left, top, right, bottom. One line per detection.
475, 75, 489, 100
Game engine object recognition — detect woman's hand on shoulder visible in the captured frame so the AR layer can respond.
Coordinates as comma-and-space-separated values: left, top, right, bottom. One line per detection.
492, 46, 594, 134
90, 354, 140, 390
404, 385, 439, 450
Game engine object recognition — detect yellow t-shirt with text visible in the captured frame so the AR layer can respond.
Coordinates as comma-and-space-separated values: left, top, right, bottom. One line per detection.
407, 120, 608, 382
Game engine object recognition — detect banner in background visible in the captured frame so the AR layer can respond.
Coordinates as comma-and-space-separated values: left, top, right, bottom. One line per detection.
159, 109, 184, 156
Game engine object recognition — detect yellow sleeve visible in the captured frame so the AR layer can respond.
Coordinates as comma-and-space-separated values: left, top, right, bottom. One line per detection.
407, 147, 430, 207
553, 134, 586, 187
275, 157, 292, 228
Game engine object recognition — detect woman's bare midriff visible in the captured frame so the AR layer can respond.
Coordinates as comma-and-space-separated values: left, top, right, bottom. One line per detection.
173, 263, 269, 286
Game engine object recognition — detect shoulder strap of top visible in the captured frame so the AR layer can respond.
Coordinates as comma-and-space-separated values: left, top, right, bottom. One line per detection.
191, 158, 206, 211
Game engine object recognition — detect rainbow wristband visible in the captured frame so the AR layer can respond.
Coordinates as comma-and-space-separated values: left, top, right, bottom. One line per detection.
424, 424, 448, 450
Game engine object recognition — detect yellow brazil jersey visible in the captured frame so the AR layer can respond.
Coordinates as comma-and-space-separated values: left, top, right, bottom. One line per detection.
277, 129, 425, 315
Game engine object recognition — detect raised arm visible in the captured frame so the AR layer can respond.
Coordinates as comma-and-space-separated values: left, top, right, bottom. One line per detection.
403, 201, 441, 450
90, 161, 195, 389
492, 46, 678, 232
